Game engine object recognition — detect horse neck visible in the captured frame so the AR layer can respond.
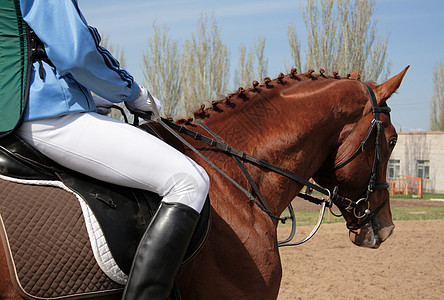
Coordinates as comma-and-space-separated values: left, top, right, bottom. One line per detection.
189, 77, 363, 216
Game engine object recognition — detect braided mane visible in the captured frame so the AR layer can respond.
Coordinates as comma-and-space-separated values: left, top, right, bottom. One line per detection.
176, 69, 361, 125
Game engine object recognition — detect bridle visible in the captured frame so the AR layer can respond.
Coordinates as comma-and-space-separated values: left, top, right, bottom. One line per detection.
327, 82, 391, 231
130, 81, 391, 244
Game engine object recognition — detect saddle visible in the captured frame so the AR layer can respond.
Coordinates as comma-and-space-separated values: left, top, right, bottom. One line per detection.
0, 131, 211, 299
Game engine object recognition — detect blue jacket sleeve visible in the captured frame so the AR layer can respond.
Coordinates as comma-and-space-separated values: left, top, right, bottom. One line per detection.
19, 0, 140, 103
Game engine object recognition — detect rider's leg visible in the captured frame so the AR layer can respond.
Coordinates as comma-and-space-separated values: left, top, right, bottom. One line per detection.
16, 112, 209, 211
17, 112, 210, 298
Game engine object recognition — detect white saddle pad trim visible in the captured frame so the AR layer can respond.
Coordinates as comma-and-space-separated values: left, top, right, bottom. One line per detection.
0, 174, 128, 285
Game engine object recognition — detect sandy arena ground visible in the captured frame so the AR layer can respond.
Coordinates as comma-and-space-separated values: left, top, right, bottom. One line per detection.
277, 199, 444, 300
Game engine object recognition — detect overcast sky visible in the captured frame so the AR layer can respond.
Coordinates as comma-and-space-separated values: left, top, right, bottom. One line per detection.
78, 0, 444, 132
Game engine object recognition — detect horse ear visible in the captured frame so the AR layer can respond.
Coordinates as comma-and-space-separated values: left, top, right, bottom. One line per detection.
374, 66, 410, 105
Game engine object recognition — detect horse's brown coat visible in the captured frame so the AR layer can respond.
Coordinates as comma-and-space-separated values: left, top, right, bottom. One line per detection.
0, 67, 408, 299
176, 67, 408, 298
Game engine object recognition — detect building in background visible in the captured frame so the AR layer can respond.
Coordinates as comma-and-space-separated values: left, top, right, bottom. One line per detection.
388, 132, 444, 193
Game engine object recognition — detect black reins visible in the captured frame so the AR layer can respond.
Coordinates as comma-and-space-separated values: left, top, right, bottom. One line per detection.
133, 81, 391, 240
161, 118, 331, 196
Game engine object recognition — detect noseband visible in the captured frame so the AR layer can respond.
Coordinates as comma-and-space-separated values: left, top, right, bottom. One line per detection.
328, 82, 390, 230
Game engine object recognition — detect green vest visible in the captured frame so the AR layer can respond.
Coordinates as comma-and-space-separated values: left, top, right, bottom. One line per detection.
0, 0, 32, 137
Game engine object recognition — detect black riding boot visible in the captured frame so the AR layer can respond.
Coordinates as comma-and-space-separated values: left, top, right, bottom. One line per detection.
122, 202, 200, 300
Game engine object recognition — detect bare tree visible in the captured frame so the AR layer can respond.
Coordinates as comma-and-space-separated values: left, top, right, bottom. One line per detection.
142, 21, 181, 118
234, 44, 254, 89
234, 36, 268, 88
287, 0, 391, 82
430, 61, 444, 131
255, 36, 268, 82
287, 23, 302, 72
180, 12, 230, 117
302, 0, 338, 74
254, 36, 268, 80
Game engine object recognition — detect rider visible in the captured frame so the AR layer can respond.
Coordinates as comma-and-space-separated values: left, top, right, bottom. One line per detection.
16, 0, 210, 299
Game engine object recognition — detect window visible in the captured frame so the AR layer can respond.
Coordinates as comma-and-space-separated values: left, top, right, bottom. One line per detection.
387, 159, 400, 179
416, 160, 430, 180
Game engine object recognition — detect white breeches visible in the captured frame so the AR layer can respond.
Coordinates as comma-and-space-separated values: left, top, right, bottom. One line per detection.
16, 112, 209, 213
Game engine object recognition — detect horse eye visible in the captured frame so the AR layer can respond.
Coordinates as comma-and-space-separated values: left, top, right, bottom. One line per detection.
389, 139, 397, 148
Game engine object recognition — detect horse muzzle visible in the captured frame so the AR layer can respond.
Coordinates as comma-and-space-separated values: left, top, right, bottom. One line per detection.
348, 216, 395, 248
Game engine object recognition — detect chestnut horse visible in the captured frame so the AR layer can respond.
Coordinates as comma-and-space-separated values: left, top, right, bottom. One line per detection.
0, 67, 408, 299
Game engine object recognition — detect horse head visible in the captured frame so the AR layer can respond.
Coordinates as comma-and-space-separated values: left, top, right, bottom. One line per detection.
313, 66, 409, 248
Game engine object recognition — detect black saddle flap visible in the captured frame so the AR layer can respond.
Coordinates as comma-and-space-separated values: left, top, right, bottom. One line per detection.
56, 171, 160, 274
